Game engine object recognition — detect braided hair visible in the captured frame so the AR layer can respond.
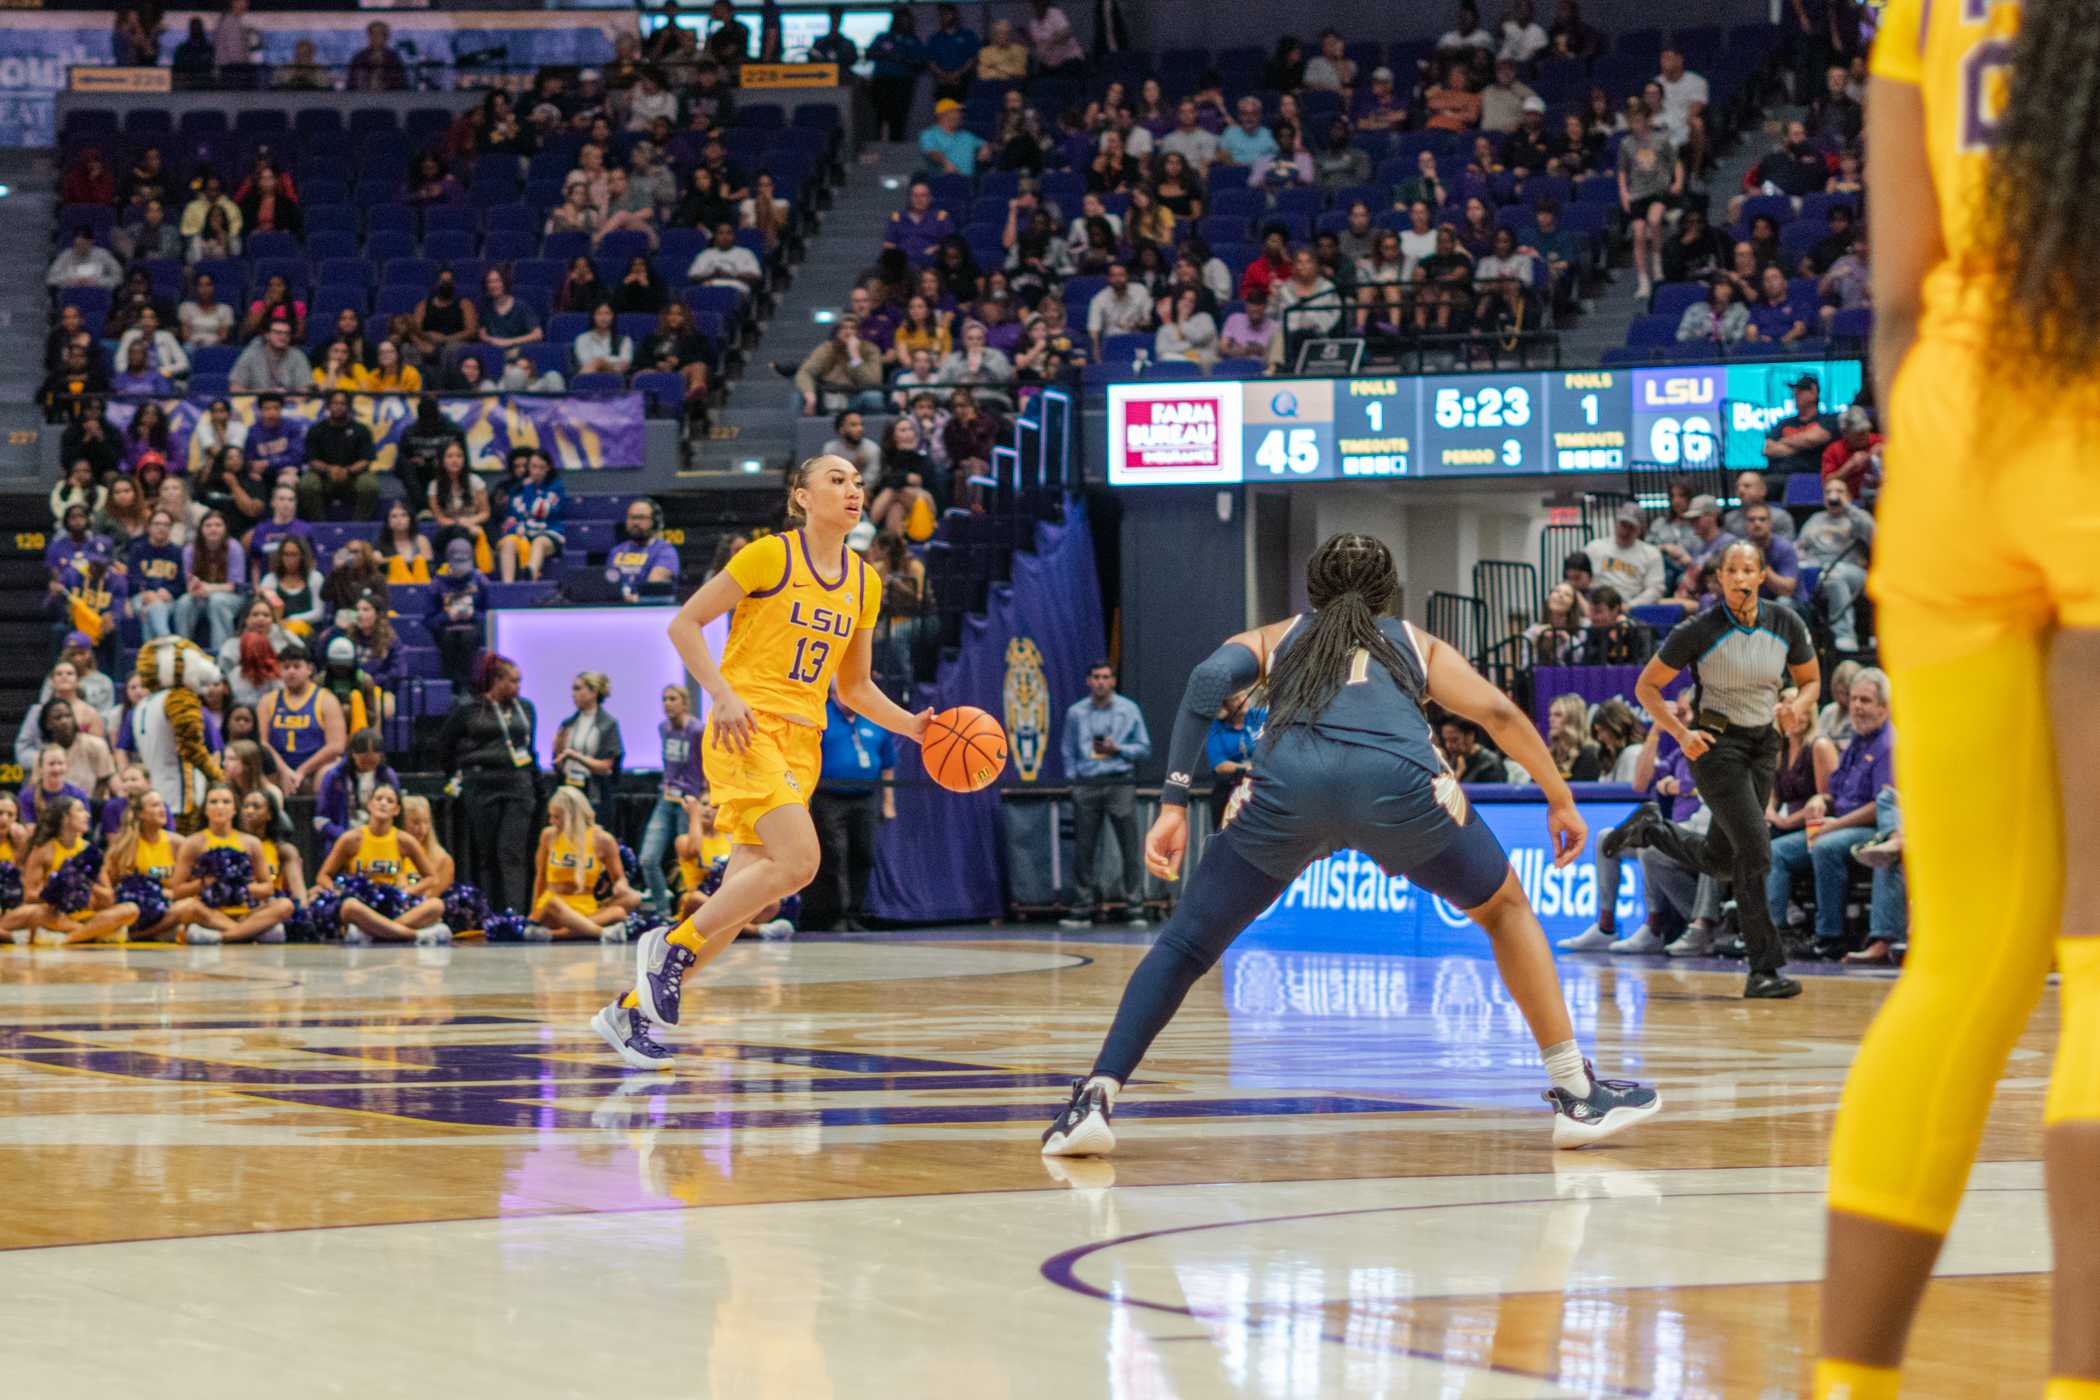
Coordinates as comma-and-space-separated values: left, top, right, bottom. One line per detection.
1263, 533, 1411, 735
1982, 0, 2100, 379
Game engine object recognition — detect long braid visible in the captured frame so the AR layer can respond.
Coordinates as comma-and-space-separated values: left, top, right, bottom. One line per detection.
1263, 533, 1412, 734
1982, 0, 2100, 379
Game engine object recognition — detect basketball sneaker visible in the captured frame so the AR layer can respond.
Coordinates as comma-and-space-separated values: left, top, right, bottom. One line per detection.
634, 924, 697, 1029
1041, 1077, 1117, 1157
416, 922, 453, 946
1558, 923, 1617, 951
184, 924, 223, 946
1664, 925, 1714, 957
590, 999, 676, 1071
1544, 1065, 1662, 1149
757, 917, 795, 940
1609, 924, 1662, 953
257, 924, 286, 945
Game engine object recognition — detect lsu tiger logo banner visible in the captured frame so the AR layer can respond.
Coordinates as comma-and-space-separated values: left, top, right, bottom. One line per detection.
1002, 636, 1049, 782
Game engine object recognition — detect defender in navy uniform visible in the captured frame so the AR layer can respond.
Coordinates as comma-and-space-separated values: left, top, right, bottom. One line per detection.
1042, 534, 1662, 1157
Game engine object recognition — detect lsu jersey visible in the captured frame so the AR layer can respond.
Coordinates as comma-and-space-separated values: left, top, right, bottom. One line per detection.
718, 532, 881, 728
1869, 0, 2020, 342
135, 831, 177, 888
546, 828, 603, 913
351, 825, 407, 888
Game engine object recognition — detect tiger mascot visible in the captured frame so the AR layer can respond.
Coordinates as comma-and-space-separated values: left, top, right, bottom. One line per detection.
130, 638, 224, 835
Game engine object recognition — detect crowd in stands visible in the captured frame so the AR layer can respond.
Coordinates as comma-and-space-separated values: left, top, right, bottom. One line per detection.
789, 1, 1817, 409
49, 5, 870, 445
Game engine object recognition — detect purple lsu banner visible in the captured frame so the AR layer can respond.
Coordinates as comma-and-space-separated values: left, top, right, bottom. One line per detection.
106, 392, 644, 474
868, 496, 1109, 924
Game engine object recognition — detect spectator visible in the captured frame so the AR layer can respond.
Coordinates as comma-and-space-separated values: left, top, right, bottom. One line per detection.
117, 198, 183, 264
356, 339, 421, 395
1798, 475, 1876, 653
1748, 264, 1811, 344
1057, 662, 1152, 928
1249, 125, 1315, 191
681, 222, 761, 301
410, 271, 480, 357
1660, 207, 1727, 285
219, 604, 285, 709
1440, 1, 1496, 54
1262, 35, 1306, 91
1660, 494, 1740, 609
1480, 58, 1538, 133
924, 3, 981, 103
497, 449, 565, 581
425, 538, 486, 689
257, 534, 326, 637
172, 509, 246, 648
738, 171, 790, 254
179, 170, 241, 240
1472, 226, 1536, 327
1500, 0, 1549, 62
1676, 278, 1750, 345
865, 7, 926, 142
111, 340, 173, 397
1618, 104, 1681, 299
1086, 262, 1153, 358
1297, 29, 1352, 92
1574, 585, 1653, 665
425, 440, 494, 575
311, 726, 399, 850
1821, 406, 1884, 500
275, 37, 328, 91
435, 653, 538, 914
237, 166, 301, 240
1424, 61, 1483, 132
1209, 292, 1275, 363
572, 303, 634, 376
60, 146, 117, 206
807, 692, 897, 932
1088, 129, 1144, 195
35, 701, 116, 801
1739, 503, 1802, 604
1806, 205, 1860, 277
1154, 288, 1220, 368
937, 320, 1014, 393
595, 167, 660, 250
1269, 248, 1343, 359
550, 671, 623, 815
1547, 694, 1602, 780
793, 316, 886, 416
883, 178, 953, 265
45, 634, 118, 728
1765, 668, 1896, 957
1807, 63, 1863, 143
1501, 97, 1556, 176
178, 273, 235, 349
1818, 231, 1871, 331
478, 266, 542, 349
1023, 0, 1085, 75
1725, 471, 1797, 541
311, 339, 360, 394
347, 21, 407, 91
1730, 120, 1831, 222
1763, 374, 1838, 472
46, 228, 122, 291
868, 419, 938, 540
1654, 46, 1708, 148
375, 499, 432, 586
229, 320, 312, 392
1159, 100, 1221, 173
1439, 717, 1508, 784
1219, 98, 1279, 167
822, 409, 884, 484
299, 390, 379, 521
244, 394, 306, 479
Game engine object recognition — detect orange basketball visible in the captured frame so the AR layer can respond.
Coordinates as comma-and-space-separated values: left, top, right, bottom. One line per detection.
923, 706, 1008, 793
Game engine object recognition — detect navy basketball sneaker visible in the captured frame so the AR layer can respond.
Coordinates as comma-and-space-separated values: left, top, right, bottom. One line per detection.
591, 999, 676, 1070
1041, 1078, 1117, 1157
633, 925, 697, 1029
1543, 1065, 1663, 1148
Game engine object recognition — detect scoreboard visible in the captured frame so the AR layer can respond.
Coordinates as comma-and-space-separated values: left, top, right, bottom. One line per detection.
1104, 358, 1863, 487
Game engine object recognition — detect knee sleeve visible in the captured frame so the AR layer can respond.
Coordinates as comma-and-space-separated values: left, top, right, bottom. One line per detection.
2047, 937, 2100, 1125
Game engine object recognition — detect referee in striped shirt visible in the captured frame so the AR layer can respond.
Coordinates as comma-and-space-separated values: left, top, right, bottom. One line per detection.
1609, 541, 1822, 999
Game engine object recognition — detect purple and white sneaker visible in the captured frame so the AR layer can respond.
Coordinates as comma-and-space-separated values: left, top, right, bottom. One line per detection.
633, 924, 697, 1029
590, 999, 676, 1070
1544, 1064, 1662, 1149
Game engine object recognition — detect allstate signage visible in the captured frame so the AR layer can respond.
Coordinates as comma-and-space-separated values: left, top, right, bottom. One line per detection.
1241, 800, 1645, 955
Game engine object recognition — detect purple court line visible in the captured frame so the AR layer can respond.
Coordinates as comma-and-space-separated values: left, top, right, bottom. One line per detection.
1036, 1186, 2047, 1398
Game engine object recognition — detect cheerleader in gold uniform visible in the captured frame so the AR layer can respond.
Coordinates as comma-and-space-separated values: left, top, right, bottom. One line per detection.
173, 785, 294, 944
530, 787, 641, 939
313, 784, 448, 943
3, 796, 139, 946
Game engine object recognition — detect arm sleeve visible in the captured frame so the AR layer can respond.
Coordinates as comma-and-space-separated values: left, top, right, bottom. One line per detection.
1160, 641, 1262, 807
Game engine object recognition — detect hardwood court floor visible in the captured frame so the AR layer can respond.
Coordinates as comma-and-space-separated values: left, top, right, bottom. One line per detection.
0, 932, 2059, 1398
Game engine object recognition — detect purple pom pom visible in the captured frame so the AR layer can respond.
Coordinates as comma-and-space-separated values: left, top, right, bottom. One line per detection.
443, 883, 489, 933
114, 874, 169, 931
484, 911, 532, 943
195, 846, 255, 911
45, 845, 104, 916
0, 861, 22, 913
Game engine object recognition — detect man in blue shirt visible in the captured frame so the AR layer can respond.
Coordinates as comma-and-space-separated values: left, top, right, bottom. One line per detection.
923, 3, 980, 103
1218, 98, 1280, 167
1764, 667, 1897, 955
811, 693, 897, 930
607, 498, 679, 599
1059, 661, 1153, 928
918, 100, 989, 178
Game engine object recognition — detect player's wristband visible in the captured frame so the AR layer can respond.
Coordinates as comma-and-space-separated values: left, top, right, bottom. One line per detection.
1160, 776, 1191, 808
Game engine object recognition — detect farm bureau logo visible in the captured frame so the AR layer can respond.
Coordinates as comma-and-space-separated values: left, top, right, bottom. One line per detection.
1002, 636, 1050, 782
1122, 394, 1224, 470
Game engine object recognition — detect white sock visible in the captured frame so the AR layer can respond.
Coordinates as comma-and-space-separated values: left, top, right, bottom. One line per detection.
1083, 1074, 1120, 1108
1542, 1040, 1590, 1097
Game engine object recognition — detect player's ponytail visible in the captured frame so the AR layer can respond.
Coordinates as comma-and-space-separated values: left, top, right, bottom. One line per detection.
1982, 0, 2100, 378
1264, 533, 1412, 734
782, 454, 825, 525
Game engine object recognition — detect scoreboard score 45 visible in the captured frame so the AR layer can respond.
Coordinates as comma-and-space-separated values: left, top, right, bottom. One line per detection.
1104, 359, 1861, 486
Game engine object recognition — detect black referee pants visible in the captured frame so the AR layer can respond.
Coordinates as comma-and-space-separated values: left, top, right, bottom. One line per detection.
1642, 724, 1787, 976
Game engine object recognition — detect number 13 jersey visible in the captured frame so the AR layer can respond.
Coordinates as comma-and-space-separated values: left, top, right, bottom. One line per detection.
719, 530, 881, 727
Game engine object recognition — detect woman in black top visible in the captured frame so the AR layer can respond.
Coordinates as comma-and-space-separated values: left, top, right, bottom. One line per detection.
554, 256, 611, 314
412, 272, 480, 358
1263, 36, 1305, 92
611, 255, 667, 315
671, 167, 734, 233
435, 651, 540, 915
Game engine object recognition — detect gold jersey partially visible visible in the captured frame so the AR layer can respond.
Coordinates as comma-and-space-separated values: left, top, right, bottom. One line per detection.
1870, 0, 2021, 343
